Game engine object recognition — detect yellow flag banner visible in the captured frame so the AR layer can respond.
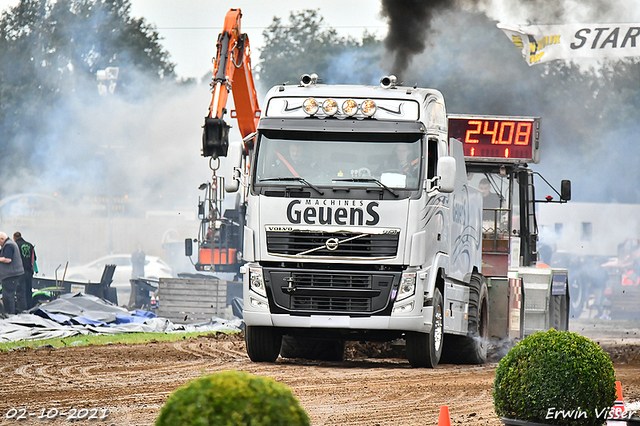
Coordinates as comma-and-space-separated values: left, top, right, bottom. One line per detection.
497, 23, 640, 65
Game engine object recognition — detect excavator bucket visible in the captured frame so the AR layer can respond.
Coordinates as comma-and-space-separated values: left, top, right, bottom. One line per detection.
202, 117, 230, 158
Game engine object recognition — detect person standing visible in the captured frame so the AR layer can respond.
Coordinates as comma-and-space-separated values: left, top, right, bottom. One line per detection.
0, 232, 25, 315
131, 244, 145, 279
13, 232, 37, 309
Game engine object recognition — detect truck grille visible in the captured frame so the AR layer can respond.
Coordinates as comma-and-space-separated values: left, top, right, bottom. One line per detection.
266, 268, 399, 315
291, 296, 370, 312
266, 231, 399, 257
292, 272, 372, 288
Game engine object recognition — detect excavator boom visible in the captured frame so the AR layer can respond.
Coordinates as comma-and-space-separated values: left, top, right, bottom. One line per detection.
203, 8, 260, 158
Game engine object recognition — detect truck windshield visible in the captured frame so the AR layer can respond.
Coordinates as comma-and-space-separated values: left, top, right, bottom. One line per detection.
254, 131, 423, 190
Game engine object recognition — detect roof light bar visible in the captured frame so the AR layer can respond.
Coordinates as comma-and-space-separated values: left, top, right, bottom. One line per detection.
301, 98, 377, 117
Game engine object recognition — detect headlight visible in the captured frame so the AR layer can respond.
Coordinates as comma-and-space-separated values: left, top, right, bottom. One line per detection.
361, 99, 377, 117
250, 296, 269, 309
322, 99, 338, 116
342, 99, 358, 116
392, 301, 414, 314
302, 98, 319, 115
396, 272, 416, 301
249, 267, 267, 297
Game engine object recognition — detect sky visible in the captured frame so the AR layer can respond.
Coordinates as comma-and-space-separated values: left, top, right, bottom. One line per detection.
0, 0, 389, 79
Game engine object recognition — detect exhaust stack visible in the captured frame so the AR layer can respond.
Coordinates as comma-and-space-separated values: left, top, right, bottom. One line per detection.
300, 73, 318, 87
380, 75, 397, 89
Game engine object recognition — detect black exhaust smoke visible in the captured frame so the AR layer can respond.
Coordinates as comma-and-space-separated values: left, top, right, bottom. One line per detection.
380, 0, 454, 80
379, 0, 619, 82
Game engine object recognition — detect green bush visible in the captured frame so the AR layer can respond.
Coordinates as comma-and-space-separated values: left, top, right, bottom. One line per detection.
155, 370, 310, 426
494, 329, 616, 426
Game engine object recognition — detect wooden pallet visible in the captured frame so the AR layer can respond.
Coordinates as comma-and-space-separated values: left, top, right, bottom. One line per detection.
156, 278, 227, 324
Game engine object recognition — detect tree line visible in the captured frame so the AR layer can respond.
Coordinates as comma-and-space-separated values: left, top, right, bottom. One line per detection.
1, 1, 639, 202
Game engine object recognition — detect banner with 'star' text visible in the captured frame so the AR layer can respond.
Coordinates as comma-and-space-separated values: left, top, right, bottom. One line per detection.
497, 23, 640, 65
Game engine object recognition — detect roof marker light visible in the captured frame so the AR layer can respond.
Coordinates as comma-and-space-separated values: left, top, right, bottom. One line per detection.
322, 99, 338, 116
302, 98, 319, 115
361, 99, 377, 117
342, 99, 358, 116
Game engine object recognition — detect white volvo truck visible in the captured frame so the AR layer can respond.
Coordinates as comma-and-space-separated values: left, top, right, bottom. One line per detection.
225, 75, 488, 368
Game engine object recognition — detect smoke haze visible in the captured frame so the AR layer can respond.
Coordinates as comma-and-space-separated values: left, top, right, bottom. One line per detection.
380, 0, 640, 77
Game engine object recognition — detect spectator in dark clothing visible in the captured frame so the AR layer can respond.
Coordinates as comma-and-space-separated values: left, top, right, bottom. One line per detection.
0, 232, 25, 315
13, 232, 37, 309
131, 244, 146, 279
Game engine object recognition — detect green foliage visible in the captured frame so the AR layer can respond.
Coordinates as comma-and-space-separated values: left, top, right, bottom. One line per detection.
0, 0, 176, 176
155, 370, 310, 426
493, 329, 616, 426
0, 331, 234, 352
256, 9, 382, 90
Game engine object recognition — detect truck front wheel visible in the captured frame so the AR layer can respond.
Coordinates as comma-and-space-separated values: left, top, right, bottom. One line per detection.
406, 288, 444, 368
245, 326, 282, 362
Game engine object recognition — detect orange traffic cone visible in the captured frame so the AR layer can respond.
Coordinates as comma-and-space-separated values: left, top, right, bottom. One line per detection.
611, 381, 625, 420
438, 405, 451, 426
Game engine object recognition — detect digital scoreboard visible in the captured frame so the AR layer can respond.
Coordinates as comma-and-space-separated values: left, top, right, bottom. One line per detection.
447, 115, 541, 163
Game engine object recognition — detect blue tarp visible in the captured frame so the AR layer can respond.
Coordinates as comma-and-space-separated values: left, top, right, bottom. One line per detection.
0, 293, 243, 343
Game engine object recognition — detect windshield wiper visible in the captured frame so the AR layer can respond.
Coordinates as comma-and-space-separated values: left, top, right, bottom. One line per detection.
259, 177, 324, 195
332, 178, 399, 198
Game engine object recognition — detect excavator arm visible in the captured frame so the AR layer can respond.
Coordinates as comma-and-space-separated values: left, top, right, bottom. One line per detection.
203, 8, 260, 158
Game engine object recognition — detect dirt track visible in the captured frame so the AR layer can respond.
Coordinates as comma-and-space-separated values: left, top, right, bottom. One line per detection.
0, 320, 639, 426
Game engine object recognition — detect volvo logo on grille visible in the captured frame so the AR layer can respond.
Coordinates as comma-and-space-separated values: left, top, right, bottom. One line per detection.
325, 238, 339, 251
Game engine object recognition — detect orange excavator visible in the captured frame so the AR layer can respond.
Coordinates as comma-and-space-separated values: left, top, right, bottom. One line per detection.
202, 8, 260, 158
192, 9, 259, 275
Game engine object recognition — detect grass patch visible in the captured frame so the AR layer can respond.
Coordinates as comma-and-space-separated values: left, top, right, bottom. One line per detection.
0, 330, 238, 352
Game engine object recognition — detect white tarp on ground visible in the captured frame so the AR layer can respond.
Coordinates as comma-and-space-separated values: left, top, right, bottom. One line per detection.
0, 292, 243, 344
498, 23, 640, 65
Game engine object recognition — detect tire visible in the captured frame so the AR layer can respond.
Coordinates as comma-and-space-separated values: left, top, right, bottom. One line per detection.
442, 273, 489, 364
245, 326, 282, 362
406, 288, 444, 368
280, 336, 345, 361
550, 291, 569, 331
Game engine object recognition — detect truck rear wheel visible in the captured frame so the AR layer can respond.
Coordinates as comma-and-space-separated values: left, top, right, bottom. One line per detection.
245, 326, 282, 362
442, 273, 488, 364
280, 336, 345, 361
406, 288, 443, 368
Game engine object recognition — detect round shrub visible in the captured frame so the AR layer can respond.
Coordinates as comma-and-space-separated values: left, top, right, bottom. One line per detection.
156, 370, 310, 426
493, 329, 616, 426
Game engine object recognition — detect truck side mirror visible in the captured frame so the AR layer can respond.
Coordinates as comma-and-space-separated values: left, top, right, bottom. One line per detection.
561, 180, 571, 201
437, 156, 456, 193
225, 141, 244, 193
184, 238, 193, 257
